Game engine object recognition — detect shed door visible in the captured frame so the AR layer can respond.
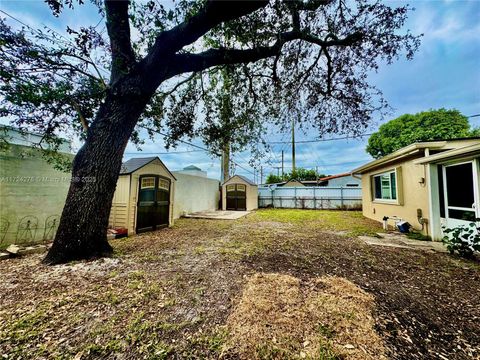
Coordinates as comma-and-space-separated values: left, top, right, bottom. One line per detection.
226, 184, 247, 211
137, 175, 170, 233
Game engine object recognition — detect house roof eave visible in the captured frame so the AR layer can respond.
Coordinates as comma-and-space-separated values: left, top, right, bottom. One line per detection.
413, 143, 480, 165
352, 148, 424, 174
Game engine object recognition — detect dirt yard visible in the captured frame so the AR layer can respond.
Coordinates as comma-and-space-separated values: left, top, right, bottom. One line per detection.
0, 209, 479, 359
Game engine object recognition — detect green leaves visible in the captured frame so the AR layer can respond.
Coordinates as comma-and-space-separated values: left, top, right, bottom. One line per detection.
442, 222, 480, 259
2, 0, 422, 169
266, 168, 324, 184
366, 109, 476, 158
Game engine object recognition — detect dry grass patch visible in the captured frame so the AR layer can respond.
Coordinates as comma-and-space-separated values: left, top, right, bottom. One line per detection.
223, 273, 386, 360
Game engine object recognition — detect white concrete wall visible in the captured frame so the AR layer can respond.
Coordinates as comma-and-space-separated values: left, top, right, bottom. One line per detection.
172, 172, 220, 219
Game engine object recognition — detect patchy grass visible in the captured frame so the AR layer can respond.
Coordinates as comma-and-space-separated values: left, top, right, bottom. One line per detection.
223, 273, 386, 360
0, 210, 479, 359
252, 209, 383, 237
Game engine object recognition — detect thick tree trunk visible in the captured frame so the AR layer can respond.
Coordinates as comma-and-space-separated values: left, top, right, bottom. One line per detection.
43, 89, 150, 265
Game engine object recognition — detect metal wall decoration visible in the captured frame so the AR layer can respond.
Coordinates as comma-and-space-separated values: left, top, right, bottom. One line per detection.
43, 215, 60, 241
16, 216, 39, 244
0, 217, 10, 245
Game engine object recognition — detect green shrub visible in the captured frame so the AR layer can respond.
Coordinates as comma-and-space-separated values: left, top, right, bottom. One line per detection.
442, 221, 480, 259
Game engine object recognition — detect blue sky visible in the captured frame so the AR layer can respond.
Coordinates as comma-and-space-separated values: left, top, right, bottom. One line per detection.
1, 0, 479, 181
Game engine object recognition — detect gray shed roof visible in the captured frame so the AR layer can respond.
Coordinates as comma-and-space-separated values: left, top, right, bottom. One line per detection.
120, 156, 176, 180
224, 174, 256, 186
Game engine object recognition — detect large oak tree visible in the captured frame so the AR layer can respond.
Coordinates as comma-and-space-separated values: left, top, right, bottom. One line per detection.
0, 0, 420, 264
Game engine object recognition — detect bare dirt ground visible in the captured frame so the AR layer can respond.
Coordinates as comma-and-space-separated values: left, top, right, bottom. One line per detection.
0, 209, 479, 359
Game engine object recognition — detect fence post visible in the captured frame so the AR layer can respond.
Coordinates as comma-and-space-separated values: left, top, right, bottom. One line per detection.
313, 187, 316, 210
294, 187, 297, 209
340, 187, 344, 208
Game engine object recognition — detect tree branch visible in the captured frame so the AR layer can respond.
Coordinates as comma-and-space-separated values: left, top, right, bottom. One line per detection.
167, 30, 362, 78
161, 72, 198, 98
146, 1, 268, 59
71, 100, 89, 131
105, 0, 136, 84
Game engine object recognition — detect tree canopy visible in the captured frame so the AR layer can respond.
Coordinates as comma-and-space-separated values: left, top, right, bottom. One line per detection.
266, 168, 325, 184
1, 0, 420, 159
366, 109, 479, 158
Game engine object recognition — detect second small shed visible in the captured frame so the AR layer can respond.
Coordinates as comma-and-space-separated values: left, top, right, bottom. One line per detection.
109, 157, 176, 235
222, 175, 258, 211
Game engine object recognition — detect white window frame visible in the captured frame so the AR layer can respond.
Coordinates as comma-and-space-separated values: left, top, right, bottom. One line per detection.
141, 177, 155, 189
441, 159, 479, 227
157, 178, 170, 191
372, 169, 398, 203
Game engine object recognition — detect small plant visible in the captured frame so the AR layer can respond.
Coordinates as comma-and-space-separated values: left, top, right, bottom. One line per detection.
406, 232, 431, 241
442, 220, 480, 259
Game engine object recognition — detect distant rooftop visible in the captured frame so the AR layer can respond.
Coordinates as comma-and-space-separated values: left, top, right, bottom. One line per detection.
319, 173, 352, 181
183, 165, 202, 171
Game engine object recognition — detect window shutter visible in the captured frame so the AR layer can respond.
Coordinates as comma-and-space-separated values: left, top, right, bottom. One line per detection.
395, 166, 404, 205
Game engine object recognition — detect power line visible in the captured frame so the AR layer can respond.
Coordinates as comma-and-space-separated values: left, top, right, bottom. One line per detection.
244, 159, 367, 170
139, 125, 256, 176
124, 149, 204, 155
139, 125, 214, 154
269, 133, 373, 144
1, 9, 110, 77
267, 113, 479, 145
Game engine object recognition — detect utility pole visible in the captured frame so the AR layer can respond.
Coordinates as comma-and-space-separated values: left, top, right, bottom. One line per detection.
281, 150, 284, 178
292, 115, 296, 174
260, 166, 263, 185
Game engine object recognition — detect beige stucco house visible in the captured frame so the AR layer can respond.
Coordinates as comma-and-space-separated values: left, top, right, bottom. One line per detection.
352, 138, 480, 240
222, 175, 258, 211
109, 157, 176, 235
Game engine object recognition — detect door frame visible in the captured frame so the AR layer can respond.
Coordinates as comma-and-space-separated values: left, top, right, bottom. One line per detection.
225, 183, 247, 211
136, 174, 171, 233
441, 159, 479, 229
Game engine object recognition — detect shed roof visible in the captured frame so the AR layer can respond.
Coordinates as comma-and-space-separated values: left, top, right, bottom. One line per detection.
120, 156, 176, 180
223, 174, 256, 186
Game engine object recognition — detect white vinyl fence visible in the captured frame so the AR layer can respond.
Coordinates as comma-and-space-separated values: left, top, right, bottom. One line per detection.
258, 186, 362, 210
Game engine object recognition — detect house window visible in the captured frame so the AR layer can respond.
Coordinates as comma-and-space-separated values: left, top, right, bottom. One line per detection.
373, 171, 397, 201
